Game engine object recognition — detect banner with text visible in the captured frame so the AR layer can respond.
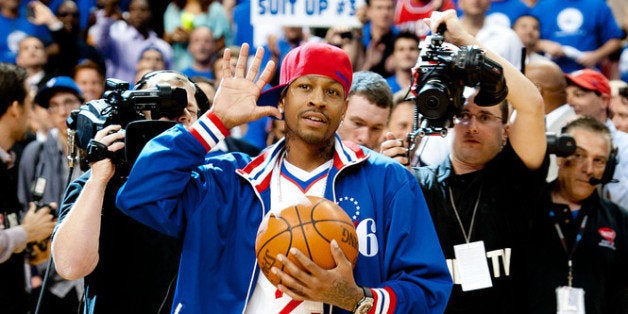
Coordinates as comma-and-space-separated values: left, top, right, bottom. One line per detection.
251, 0, 364, 27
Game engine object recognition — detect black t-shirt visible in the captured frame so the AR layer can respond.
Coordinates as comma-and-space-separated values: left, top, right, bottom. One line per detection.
414, 144, 548, 314
56, 171, 182, 314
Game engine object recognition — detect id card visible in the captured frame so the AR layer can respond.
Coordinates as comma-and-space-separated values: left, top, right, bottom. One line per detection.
453, 241, 492, 291
556, 286, 585, 314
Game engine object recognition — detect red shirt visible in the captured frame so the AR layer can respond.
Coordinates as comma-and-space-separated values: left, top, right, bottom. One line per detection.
394, 0, 456, 39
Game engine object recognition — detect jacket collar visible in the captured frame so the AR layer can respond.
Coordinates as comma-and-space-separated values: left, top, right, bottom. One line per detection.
237, 134, 368, 193
436, 156, 454, 184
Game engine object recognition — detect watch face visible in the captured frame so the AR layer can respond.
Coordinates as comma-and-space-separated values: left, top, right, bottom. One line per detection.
356, 298, 374, 314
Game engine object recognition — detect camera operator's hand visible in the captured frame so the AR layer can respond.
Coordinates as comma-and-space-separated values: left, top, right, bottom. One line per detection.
20, 203, 56, 246
423, 10, 476, 47
210, 43, 281, 130
90, 125, 125, 183
425, 10, 547, 170
380, 132, 412, 169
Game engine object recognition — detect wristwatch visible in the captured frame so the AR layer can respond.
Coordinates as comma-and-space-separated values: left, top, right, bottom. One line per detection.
353, 286, 374, 314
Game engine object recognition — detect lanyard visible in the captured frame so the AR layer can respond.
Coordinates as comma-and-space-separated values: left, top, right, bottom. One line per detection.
448, 183, 483, 244
551, 213, 588, 287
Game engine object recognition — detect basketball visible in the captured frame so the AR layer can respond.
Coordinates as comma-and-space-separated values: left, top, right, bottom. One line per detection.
255, 196, 359, 287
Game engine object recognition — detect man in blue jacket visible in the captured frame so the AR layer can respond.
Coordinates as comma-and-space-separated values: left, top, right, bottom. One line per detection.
116, 42, 452, 313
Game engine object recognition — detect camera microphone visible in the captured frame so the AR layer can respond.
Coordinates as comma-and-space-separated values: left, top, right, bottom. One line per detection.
589, 177, 602, 185
588, 177, 618, 185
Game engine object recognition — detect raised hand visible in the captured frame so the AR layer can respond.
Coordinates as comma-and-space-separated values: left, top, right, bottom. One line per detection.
423, 10, 476, 47
210, 43, 281, 130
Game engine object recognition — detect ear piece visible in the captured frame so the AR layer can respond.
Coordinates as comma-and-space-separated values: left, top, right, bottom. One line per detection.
279, 107, 284, 114
598, 146, 618, 184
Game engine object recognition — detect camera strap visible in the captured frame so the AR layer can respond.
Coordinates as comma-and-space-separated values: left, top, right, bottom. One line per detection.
86, 139, 114, 164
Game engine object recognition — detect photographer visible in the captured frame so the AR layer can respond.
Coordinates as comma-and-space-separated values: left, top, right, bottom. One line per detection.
382, 10, 546, 313
50, 71, 206, 313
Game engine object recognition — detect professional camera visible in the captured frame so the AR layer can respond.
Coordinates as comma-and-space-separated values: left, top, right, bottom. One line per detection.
68, 78, 187, 150
66, 78, 187, 169
409, 28, 508, 137
546, 132, 576, 157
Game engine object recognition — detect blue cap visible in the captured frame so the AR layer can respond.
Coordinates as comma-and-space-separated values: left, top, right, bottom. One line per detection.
35, 76, 84, 108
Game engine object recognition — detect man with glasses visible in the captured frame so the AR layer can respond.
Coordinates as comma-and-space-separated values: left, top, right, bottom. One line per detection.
18, 76, 83, 210
383, 10, 547, 313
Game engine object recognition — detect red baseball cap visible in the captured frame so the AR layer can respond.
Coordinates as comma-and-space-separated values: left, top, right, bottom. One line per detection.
257, 42, 353, 107
565, 69, 611, 96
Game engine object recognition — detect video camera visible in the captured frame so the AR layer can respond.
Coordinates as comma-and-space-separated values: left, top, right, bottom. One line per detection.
546, 132, 576, 157
407, 26, 508, 140
67, 78, 187, 167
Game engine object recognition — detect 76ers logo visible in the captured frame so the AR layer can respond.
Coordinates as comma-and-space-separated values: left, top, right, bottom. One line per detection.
337, 196, 379, 257
598, 227, 616, 250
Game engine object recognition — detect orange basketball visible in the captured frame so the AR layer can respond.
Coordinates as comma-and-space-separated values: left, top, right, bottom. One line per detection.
255, 196, 359, 287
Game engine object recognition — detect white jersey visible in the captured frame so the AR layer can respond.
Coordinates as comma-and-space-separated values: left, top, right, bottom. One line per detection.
246, 156, 332, 314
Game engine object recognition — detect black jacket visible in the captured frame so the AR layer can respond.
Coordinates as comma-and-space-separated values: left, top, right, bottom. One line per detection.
527, 184, 628, 314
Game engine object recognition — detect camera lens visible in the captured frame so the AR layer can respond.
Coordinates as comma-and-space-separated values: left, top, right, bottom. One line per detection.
426, 95, 439, 109
416, 80, 450, 120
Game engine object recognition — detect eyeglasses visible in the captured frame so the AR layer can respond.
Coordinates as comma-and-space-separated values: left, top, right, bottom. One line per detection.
454, 111, 503, 125
57, 11, 79, 18
48, 99, 81, 113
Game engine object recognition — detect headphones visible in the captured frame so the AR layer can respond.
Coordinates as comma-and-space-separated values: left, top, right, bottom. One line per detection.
590, 146, 618, 185
558, 124, 619, 185
134, 70, 210, 117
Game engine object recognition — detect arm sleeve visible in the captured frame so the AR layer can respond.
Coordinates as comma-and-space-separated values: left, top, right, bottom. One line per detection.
0, 227, 27, 263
